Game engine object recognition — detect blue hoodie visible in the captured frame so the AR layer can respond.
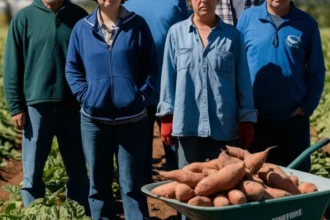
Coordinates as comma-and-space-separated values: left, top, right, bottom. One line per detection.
237, 2, 325, 120
123, 0, 190, 106
65, 8, 157, 121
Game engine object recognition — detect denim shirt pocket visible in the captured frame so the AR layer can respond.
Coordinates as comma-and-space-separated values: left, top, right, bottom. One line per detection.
176, 48, 194, 72
214, 50, 234, 74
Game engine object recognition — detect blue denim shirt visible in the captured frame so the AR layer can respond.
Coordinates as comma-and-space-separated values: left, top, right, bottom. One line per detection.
156, 16, 257, 141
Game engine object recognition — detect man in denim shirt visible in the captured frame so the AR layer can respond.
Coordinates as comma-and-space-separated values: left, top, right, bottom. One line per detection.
156, 0, 257, 169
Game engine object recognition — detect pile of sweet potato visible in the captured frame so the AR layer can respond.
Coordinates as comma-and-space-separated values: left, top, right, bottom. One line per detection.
151, 146, 318, 207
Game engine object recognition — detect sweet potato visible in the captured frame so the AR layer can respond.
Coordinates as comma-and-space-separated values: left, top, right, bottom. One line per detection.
202, 168, 218, 177
289, 175, 299, 186
262, 163, 286, 175
227, 189, 247, 205
218, 151, 242, 169
238, 180, 265, 201
188, 196, 213, 207
151, 181, 179, 199
213, 193, 230, 207
244, 172, 264, 184
195, 162, 246, 196
251, 174, 264, 184
261, 171, 301, 195
264, 186, 292, 199
258, 165, 300, 195
204, 159, 220, 170
175, 183, 195, 202
226, 145, 251, 160
158, 170, 205, 188
182, 162, 205, 173
244, 146, 277, 173
298, 182, 318, 194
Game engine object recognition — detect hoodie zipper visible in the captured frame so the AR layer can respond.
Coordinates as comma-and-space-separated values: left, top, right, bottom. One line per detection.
88, 11, 134, 120
108, 26, 121, 120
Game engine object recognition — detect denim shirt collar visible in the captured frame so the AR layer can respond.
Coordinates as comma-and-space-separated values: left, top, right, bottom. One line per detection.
187, 14, 225, 33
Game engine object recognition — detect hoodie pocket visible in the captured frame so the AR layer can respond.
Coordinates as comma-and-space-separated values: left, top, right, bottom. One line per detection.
82, 78, 114, 117
113, 77, 144, 115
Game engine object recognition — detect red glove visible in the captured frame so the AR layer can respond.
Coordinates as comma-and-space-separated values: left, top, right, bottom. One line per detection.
238, 122, 254, 149
161, 115, 173, 146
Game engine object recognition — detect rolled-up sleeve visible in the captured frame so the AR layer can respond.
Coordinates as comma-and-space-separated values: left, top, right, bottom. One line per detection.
156, 28, 177, 117
235, 33, 258, 123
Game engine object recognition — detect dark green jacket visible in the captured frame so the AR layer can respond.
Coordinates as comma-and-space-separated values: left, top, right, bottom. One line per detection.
3, 0, 88, 116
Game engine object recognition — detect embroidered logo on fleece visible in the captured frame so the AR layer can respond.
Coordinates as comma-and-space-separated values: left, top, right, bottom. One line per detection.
285, 35, 300, 49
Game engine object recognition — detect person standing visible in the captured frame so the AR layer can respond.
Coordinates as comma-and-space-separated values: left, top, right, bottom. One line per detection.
65, 0, 157, 218
3, 0, 90, 214
123, 0, 190, 180
237, 0, 325, 172
216, 0, 265, 26
157, 0, 257, 171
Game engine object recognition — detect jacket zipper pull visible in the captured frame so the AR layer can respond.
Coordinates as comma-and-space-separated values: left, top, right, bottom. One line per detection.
273, 29, 279, 48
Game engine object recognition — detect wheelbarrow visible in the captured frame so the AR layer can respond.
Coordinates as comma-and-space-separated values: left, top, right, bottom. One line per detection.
142, 138, 330, 220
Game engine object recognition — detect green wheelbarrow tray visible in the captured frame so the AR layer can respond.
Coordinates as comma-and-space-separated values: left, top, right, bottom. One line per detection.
142, 138, 330, 220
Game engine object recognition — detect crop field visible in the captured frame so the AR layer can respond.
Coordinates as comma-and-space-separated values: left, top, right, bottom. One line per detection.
0, 26, 329, 219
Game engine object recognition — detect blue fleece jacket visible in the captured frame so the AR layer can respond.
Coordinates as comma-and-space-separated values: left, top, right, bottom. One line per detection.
65, 9, 157, 121
123, 0, 190, 106
237, 2, 325, 119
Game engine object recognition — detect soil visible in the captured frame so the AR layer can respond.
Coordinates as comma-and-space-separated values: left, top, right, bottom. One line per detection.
0, 123, 180, 219
2, 125, 327, 219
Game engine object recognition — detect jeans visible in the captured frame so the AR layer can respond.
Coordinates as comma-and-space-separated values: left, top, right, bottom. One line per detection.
22, 103, 90, 214
147, 106, 178, 183
250, 116, 311, 172
81, 115, 149, 220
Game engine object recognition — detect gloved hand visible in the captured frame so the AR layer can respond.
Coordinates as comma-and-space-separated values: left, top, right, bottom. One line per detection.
238, 122, 254, 149
161, 115, 173, 146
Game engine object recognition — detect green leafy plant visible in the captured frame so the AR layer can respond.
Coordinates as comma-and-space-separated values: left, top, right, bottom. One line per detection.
310, 151, 330, 178
0, 36, 22, 167
0, 185, 91, 219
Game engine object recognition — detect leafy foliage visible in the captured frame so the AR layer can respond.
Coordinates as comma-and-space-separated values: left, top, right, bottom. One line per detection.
310, 30, 330, 140
310, 151, 330, 178
309, 30, 330, 177
0, 32, 22, 168
0, 185, 90, 220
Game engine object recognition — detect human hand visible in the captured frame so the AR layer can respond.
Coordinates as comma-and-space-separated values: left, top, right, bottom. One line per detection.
11, 112, 26, 130
291, 107, 305, 116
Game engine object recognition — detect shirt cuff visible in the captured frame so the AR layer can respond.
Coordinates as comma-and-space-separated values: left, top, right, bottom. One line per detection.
239, 109, 258, 123
156, 102, 174, 117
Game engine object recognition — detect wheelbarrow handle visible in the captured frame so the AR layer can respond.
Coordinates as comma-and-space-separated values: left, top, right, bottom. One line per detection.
287, 138, 330, 169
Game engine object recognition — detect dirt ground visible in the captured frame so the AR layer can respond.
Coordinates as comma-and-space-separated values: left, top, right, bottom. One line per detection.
0, 123, 179, 219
